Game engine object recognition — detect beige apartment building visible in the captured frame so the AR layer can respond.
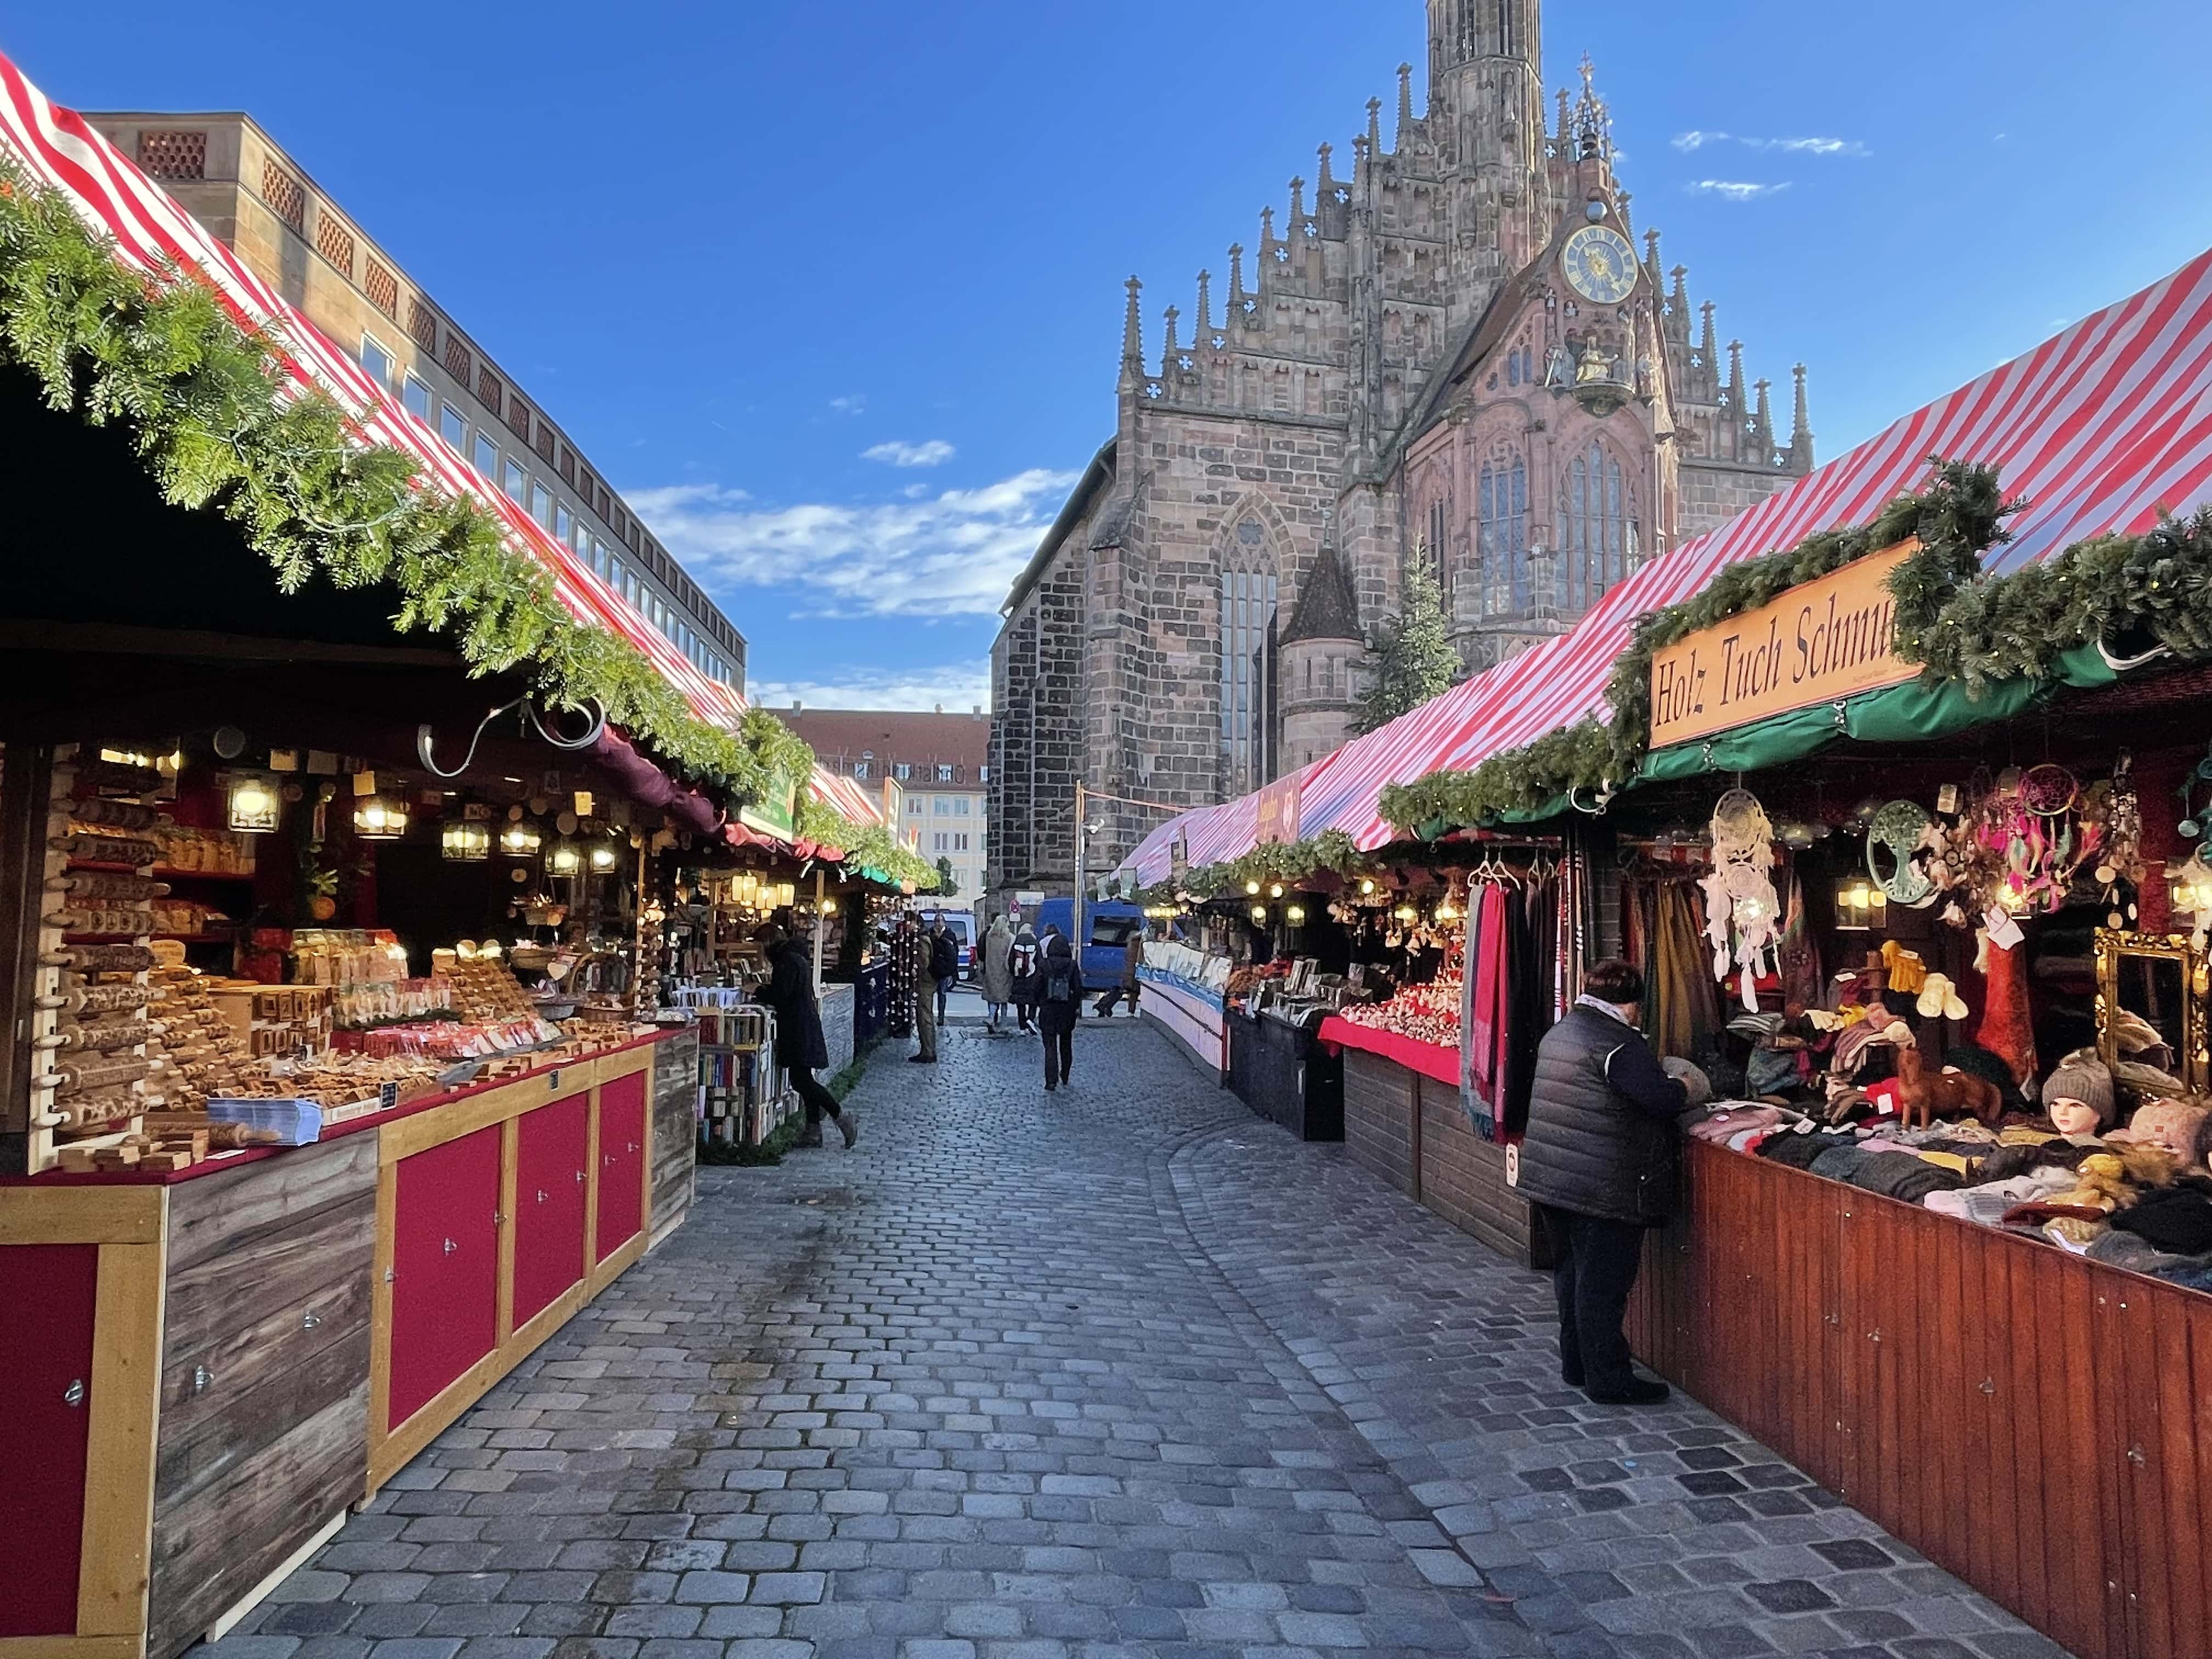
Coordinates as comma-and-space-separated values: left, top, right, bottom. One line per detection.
780, 707, 989, 901
83, 114, 746, 690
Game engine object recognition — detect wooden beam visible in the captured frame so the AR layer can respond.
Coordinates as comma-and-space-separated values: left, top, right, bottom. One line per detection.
0, 742, 50, 1172
77, 1242, 164, 1638
0, 1187, 165, 1246
0, 622, 457, 670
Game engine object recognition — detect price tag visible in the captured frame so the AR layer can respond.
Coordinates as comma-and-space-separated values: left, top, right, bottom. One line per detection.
379, 1080, 399, 1111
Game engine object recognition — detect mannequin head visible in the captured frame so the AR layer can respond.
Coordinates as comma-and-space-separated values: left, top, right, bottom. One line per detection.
2047, 1097, 2104, 1138
2039, 1050, 2115, 1134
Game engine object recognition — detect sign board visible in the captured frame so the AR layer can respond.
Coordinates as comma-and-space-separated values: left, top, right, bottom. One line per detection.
738, 771, 798, 842
1015, 890, 1046, 907
1648, 540, 1919, 749
1170, 834, 1188, 884
1254, 774, 1302, 845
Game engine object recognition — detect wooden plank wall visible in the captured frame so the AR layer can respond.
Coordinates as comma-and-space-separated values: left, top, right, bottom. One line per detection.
1341, 1052, 1532, 1264
1629, 1139, 2212, 1659
648, 1030, 698, 1239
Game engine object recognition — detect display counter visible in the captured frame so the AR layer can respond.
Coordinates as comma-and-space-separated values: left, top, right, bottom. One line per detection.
1626, 1137, 2209, 1659
1339, 1048, 1531, 1265
0, 1026, 696, 1659
1136, 966, 1227, 1080
1227, 1008, 1342, 1141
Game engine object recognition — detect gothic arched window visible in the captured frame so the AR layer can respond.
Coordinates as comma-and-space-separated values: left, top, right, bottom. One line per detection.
1559, 442, 1637, 612
1478, 451, 1528, 615
1220, 520, 1279, 799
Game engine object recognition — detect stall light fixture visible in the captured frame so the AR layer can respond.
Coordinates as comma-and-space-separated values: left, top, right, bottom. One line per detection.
353, 797, 408, 839
1269, 883, 1285, 899
589, 844, 620, 873
2170, 854, 2212, 918
547, 842, 583, 877
1394, 904, 1418, 922
1249, 905, 1269, 926
822, 897, 840, 916
776, 881, 798, 908
1246, 880, 1262, 896
499, 821, 541, 857
442, 820, 491, 862
1835, 877, 1887, 930
1286, 904, 1306, 925
227, 775, 281, 834
1434, 901, 1458, 923
1359, 878, 1376, 896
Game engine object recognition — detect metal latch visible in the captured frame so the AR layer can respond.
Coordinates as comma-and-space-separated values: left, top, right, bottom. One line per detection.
302, 1310, 321, 1331
63, 1378, 85, 1407
191, 1365, 214, 1394
443, 1237, 458, 1255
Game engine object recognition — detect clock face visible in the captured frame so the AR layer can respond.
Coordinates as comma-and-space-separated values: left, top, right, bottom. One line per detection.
1562, 224, 1638, 304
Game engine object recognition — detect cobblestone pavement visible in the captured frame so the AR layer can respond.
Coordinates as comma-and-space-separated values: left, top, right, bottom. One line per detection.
204, 1017, 2067, 1659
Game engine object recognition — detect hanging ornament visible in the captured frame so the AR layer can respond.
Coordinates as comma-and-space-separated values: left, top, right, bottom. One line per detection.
1867, 800, 1938, 906
1700, 787, 1782, 1011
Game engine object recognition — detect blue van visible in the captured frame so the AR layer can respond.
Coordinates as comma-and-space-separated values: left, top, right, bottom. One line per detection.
1028, 898, 1147, 991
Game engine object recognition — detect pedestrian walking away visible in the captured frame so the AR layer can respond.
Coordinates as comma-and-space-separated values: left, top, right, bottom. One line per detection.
1009, 924, 1041, 1033
1093, 922, 1145, 1017
896, 915, 936, 1063
929, 921, 959, 1026
751, 926, 857, 1149
1036, 932, 1082, 1090
1509, 957, 1705, 1404
980, 913, 1015, 1031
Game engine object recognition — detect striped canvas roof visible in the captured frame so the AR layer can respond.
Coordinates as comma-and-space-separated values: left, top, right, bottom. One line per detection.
810, 769, 888, 828
1120, 245, 2212, 884
0, 52, 746, 736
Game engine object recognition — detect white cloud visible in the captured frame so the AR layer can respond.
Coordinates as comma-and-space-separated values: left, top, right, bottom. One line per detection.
828, 395, 867, 415
1688, 179, 1791, 201
1674, 130, 1867, 157
752, 663, 993, 715
862, 438, 957, 469
627, 467, 1081, 619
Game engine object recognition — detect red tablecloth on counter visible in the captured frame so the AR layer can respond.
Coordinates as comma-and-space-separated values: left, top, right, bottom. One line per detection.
1316, 1015, 1461, 1088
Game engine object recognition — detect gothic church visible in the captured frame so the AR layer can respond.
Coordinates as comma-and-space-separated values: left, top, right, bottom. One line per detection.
990, 0, 1813, 910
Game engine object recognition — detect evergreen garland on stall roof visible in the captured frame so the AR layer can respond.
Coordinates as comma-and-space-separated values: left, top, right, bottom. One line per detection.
0, 161, 809, 815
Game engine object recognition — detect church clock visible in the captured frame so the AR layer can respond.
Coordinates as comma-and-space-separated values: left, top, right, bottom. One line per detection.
1561, 225, 1638, 304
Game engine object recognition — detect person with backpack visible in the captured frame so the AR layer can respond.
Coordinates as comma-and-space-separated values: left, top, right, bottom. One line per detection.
1009, 924, 1041, 1033
1036, 933, 1083, 1091
928, 921, 960, 1026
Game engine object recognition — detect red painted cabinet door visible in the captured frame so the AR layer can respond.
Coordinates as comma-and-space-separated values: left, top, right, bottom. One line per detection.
388, 1125, 503, 1427
513, 1092, 590, 1328
595, 1071, 647, 1263
0, 1243, 99, 1636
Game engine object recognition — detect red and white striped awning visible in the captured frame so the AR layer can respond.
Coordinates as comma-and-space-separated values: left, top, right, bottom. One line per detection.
1121, 245, 2212, 884
0, 52, 747, 736
810, 769, 885, 828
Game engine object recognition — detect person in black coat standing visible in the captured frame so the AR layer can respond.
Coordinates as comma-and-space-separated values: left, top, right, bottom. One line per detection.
1511, 958, 1705, 1404
1034, 933, 1083, 1092
755, 927, 857, 1150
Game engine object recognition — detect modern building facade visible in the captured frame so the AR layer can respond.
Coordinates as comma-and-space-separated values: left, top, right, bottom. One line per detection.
82, 112, 747, 691
990, 0, 1813, 914
780, 707, 989, 901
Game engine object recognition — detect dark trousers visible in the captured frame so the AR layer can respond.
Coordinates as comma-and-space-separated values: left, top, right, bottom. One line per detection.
1537, 1204, 1646, 1393
793, 1066, 842, 1126
1093, 984, 1138, 1016
1040, 1017, 1075, 1087
1015, 1000, 1038, 1031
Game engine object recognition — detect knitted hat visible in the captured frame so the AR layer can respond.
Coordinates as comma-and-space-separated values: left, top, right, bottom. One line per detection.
2039, 1050, 2116, 1128
1663, 1057, 1714, 1110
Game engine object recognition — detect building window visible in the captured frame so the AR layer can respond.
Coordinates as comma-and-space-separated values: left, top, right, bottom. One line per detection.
359, 334, 392, 391
934, 833, 949, 853
1478, 452, 1528, 614
473, 432, 498, 479
529, 481, 554, 529
589, 537, 608, 577
853, 761, 870, 781
955, 798, 970, 816
1560, 441, 1633, 612
554, 504, 574, 545
907, 798, 921, 815
402, 376, 432, 422
936, 764, 954, 783
894, 763, 911, 782
501, 459, 526, 503
1219, 558, 1279, 799
1426, 496, 1450, 583
933, 798, 950, 816
954, 834, 969, 852
440, 404, 468, 451
979, 764, 990, 783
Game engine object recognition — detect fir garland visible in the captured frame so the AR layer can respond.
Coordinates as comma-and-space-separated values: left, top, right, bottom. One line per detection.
0, 162, 804, 813
1136, 829, 1363, 905
795, 796, 940, 893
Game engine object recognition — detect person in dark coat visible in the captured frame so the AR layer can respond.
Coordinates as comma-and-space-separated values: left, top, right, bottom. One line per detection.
1093, 925, 1146, 1018
1035, 933, 1083, 1091
1511, 958, 1703, 1404
755, 928, 857, 1149
928, 921, 960, 1025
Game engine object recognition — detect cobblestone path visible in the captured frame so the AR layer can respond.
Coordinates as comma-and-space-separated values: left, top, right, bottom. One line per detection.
208, 1019, 2067, 1659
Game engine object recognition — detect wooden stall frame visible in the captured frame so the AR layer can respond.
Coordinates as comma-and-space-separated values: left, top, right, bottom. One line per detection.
366, 1046, 654, 1494
0, 1186, 166, 1659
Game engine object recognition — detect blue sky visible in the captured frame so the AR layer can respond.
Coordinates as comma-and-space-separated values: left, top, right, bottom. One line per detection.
7, 1, 2211, 711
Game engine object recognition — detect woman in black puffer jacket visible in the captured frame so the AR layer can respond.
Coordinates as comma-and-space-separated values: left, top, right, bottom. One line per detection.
1511, 959, 1703, 1405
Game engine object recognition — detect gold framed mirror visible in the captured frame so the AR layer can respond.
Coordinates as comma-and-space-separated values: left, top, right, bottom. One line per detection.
2094, 928, 2208, 1097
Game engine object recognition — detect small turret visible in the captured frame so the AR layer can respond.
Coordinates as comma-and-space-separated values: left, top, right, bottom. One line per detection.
1160, 306, 1181, 381
1752, 376, 1775, 460
1789, 363, 1816, 474
1397, 62, 1415, 145
1195, 269, 1214, 337
1120, 276, 1145, 380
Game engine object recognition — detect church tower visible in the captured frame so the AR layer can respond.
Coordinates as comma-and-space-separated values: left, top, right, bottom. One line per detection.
1428, 0, 1548, 285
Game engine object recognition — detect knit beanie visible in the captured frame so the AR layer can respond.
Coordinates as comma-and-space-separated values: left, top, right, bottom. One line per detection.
2039, 1049, 2116, 1128
1663, 1057, 1714, 1110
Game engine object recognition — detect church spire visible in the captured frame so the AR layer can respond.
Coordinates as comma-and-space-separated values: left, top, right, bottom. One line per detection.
1726, 338, 1747, 456
1120, 276, 1144, 380
1159, 306, 1181, 381
1195, 268, 1213, 337
1753, 377, 1775, 460
1367, 97, 1383, 158
1228, 243, 1246, 315
1790, 363, 1816, 473
1397, 63, 1415, 147
1645, 229, 1664, 293
1316, 142, 1335, 201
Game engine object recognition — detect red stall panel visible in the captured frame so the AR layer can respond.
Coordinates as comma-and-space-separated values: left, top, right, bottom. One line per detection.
513, 1092, 590, 1328
595, 1071, 647, 1263
388, 1125, 503, 1427
0, 1243, 100, 1636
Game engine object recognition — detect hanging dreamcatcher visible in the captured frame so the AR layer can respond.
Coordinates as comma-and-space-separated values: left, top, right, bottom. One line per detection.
1700, 787, 1782, 1011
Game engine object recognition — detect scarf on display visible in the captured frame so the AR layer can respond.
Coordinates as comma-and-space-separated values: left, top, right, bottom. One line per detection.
1463, 882, 1514, 1141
